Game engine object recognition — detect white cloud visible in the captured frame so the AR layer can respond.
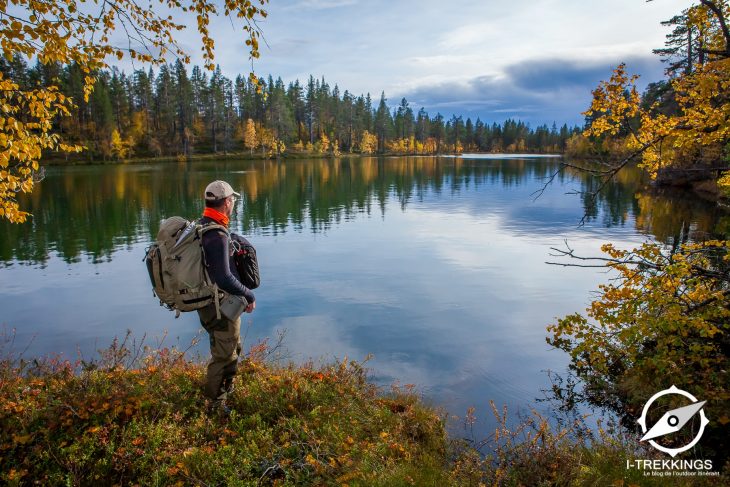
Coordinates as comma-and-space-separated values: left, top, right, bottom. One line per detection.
405, 54, 485, 67
438, 22, 497, 50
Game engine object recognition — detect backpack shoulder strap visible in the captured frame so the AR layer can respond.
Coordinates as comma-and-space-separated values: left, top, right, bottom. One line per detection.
197, 223, 229, 268
199, 222, 229, 236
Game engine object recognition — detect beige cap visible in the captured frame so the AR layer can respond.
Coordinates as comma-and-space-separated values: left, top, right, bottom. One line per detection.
204, 180, 240, 201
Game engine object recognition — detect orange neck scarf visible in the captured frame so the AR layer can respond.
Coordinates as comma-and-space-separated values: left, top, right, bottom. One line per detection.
203, 207, 230, 227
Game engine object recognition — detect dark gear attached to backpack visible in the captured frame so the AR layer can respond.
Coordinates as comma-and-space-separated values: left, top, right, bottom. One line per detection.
230, 233, 260, 290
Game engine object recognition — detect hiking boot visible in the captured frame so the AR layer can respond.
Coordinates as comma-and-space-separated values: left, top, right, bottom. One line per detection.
221, 378, 235, 396
207, 399, 232, 418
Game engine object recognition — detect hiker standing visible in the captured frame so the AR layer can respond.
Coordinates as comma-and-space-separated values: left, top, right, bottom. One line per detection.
198, 180, 256, 412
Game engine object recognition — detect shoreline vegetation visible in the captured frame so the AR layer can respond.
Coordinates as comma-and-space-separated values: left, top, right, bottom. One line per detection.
1, 335, 726, 486
39, 149, 564, 166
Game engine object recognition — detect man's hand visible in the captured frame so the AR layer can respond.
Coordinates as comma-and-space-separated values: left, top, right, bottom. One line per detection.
245, 301, 256, 313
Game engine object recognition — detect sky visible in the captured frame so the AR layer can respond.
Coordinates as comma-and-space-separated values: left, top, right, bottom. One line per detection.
170, 0, 689, 126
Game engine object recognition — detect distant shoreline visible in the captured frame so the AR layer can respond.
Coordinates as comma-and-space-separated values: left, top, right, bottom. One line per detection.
40, 150, 566, 167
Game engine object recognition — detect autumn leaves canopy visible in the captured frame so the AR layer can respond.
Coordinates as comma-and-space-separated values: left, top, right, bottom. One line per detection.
0, 0, 268, 222
584, 1, 730, 187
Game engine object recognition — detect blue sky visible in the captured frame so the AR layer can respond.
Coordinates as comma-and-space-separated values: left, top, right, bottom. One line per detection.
177, 0, 688, 126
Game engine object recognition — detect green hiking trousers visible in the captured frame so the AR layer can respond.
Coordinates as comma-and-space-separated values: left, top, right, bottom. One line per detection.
198, 306, 242, 401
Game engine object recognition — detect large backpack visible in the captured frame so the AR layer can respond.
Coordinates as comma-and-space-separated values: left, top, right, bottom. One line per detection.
144, 216, 227, 318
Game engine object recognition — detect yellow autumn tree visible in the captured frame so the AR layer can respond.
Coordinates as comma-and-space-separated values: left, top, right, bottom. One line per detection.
128, 111, 148, 145
423, 137, 438, 154
552, 2, 730, 462
454, 140, 463, 154
583, 2, 729, 187
547, 240, 730, 460
0, 79, 80, 222
315, 132, 330, 154
0, 0, 268, 223
243, 118, 258, 155
275, 139, 286, 157
110, 129, 133, 160
386, 138, 408, 154
258, 125, 275, 157
359, 130, 378, 154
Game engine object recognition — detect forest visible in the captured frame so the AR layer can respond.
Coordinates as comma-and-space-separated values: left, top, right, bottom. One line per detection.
0, 58, 581, 161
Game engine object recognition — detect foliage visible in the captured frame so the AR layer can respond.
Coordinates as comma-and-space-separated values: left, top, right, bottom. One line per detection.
110, 129, 133, 160
0, 77, 81, 221
0, 336, 450, 485
0, 0, 268, 223
719, 170, 730, 196
258, 124, 285, 158
359, 130, 377, 154
583, 1, 730, 188
563, 5, 730, 466
314, 131, 329, 154
547, 240, 730, 463
243, 117, 258, 154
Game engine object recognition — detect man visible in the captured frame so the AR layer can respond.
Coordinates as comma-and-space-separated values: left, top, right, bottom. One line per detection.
198, 180, 256, 413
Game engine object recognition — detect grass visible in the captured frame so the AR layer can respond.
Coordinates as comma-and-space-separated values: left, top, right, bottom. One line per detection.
0, 333, 727, 486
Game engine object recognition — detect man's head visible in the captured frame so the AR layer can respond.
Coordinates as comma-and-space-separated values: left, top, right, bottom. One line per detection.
204, 180, 240, 216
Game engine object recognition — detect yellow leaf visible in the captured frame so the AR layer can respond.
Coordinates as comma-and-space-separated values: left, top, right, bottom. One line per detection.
13, 434, 31, 445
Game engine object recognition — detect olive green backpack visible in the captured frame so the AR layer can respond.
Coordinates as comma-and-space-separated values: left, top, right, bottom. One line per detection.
144, 216, 227, 318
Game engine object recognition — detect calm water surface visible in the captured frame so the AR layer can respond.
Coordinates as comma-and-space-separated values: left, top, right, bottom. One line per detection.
0, 155, 726, 434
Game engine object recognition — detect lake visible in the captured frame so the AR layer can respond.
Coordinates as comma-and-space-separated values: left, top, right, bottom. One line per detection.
0, 155, 725, 436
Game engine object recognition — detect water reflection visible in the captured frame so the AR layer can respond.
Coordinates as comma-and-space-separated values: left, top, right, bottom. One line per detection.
0, 156, 726, 440
1, 156, 724, 265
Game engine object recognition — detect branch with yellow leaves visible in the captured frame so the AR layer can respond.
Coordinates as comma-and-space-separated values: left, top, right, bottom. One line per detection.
0, 0, 269, 223
547, 240, 730, 410
699, 0, 730, 58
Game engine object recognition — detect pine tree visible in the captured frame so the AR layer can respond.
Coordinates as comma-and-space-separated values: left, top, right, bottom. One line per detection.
374, 92, 392, 153
174, 60, 193, 155
153, 64, 175, 153
267, 77, 294, 146
306, 75, 317, 144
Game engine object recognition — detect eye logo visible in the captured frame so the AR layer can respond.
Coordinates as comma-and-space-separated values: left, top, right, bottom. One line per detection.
637, 385, 709, 457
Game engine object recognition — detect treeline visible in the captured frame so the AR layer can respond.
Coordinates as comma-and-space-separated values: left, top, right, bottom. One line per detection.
0, 58, 580, 160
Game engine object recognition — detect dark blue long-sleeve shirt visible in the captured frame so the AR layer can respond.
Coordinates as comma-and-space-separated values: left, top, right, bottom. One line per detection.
200, 216, 255, 304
